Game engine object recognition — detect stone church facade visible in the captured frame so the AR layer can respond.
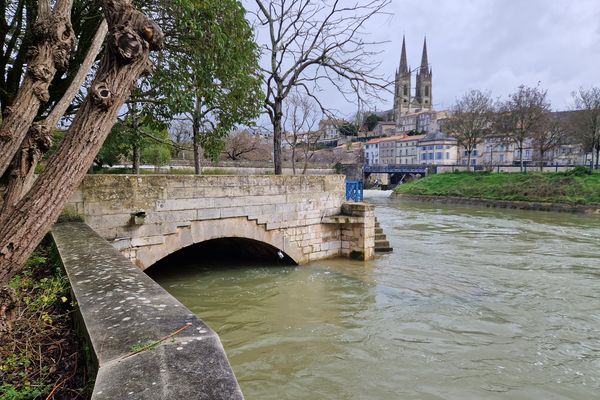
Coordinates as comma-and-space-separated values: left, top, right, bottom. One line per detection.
393, 37, 433, 125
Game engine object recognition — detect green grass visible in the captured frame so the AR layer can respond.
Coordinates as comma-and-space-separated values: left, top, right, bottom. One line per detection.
1, 239, 76, 400
129, 341, 159, 353
395, 169, 600, 205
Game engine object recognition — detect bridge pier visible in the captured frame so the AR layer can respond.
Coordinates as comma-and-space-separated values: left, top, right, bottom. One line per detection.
322, 203, 375, 261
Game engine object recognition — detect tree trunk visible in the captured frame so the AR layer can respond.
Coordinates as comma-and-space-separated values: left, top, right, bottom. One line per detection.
519, 145, 524, 172
596, 147, 600, 170
291, 140, 296, 175
192, 99, 202, 175
192, 119, 202, 175
466, 150, 472, 172
273, 104, 283, 175
0, 20, 108, 215
0, 0, 75, 177
0, 0, 164, 287
302, 143, 310, 175
132, 142, 140, 174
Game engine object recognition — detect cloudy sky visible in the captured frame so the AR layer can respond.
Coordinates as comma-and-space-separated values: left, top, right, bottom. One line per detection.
351, 0, 600, 115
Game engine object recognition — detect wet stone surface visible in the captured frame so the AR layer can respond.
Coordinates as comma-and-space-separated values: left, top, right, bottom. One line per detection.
52, 222, 243, 400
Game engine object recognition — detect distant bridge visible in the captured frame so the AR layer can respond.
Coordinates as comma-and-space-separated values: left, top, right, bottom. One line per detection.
363, 165, 434, 175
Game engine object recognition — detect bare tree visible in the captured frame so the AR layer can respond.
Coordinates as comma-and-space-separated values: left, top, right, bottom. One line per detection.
222, 130, 270, 161
0, 0, 163, 286
445, 89, 495, 171
170, 121, 193, 159
497, 85, 551, 172
249, 0, 391, 174
571, 87, 600, 169
283, 92, 321, 174
531, 115, 566, 171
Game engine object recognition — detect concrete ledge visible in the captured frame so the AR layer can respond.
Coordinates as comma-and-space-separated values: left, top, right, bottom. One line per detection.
321, 215, 365, 224
52, 222, 243, 400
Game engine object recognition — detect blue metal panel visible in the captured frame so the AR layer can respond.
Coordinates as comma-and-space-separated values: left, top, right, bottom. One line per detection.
346, 181, 363, 202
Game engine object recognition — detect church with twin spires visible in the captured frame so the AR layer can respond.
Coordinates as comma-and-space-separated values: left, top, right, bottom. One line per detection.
393, 36, 433, 125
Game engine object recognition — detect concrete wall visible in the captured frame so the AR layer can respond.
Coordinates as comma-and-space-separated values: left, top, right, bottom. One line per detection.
52, 222, 244, 399
123, 165, 335, 176
67, 175, 361, 269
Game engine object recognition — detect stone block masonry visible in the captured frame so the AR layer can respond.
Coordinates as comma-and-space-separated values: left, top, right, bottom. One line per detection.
66, 175, 375, 269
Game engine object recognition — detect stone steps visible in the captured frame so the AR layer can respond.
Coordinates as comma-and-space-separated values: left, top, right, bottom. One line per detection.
374, 216, 393, 253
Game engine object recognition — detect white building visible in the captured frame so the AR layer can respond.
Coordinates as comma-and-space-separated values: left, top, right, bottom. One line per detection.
318, 119, 346, 147
364, 138, 385, 165
418, 131, 459, 165
397, 135, 425, 165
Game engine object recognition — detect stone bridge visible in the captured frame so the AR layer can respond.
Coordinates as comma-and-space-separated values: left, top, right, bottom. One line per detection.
66, 175, 375, 270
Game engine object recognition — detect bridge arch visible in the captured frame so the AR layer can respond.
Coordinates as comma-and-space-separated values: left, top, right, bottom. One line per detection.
133, 217, 304, 270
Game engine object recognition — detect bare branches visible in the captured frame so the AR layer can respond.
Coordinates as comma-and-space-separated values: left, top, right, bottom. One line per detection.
445, 89, 495, 170
497, 85, 551, 171
249, 0, 391, 174
571, 87, 600, 168
531, 114, 566, 170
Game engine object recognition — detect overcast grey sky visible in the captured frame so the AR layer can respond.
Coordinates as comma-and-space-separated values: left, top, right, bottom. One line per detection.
357, 0, 600, 115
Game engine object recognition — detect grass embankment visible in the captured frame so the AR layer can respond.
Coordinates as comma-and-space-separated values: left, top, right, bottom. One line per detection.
0, 238, 90, 400
395, 168, 600, 205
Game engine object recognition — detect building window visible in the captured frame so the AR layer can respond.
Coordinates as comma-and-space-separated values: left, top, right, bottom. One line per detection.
436, 152, 443, 160
436, 145, 444, 150
446, 152, 450, 159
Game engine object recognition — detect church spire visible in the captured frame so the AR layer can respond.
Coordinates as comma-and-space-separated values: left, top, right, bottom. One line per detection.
420, 37, 429, 73
399, 35, 408, 74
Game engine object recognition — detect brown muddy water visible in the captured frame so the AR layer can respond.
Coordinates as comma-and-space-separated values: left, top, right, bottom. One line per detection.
149, 200, 600, 399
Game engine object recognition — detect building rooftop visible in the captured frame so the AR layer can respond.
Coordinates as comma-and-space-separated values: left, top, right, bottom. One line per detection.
420, 131, 457, 143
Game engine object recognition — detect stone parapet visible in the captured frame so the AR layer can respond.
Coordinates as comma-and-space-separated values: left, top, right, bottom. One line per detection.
52, 222, 243, 399
66, 175, 376, 268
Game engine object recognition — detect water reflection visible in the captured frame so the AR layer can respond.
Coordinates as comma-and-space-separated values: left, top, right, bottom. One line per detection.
150, 200, 600, 399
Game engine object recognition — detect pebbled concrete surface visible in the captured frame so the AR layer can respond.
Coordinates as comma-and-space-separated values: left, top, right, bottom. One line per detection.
52, 222, 244, 400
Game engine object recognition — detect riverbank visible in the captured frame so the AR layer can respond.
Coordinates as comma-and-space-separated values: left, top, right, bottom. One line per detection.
0, 238, 90, 399
394, 169, 600, 212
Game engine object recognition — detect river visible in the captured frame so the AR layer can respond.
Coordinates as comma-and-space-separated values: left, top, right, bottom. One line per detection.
149, 200, 600, 399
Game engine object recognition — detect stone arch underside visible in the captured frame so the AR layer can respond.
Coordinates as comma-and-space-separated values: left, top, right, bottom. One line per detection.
131, 217, 303, 270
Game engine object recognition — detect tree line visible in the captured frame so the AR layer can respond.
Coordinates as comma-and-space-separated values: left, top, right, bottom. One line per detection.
444, 85, 600, 171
